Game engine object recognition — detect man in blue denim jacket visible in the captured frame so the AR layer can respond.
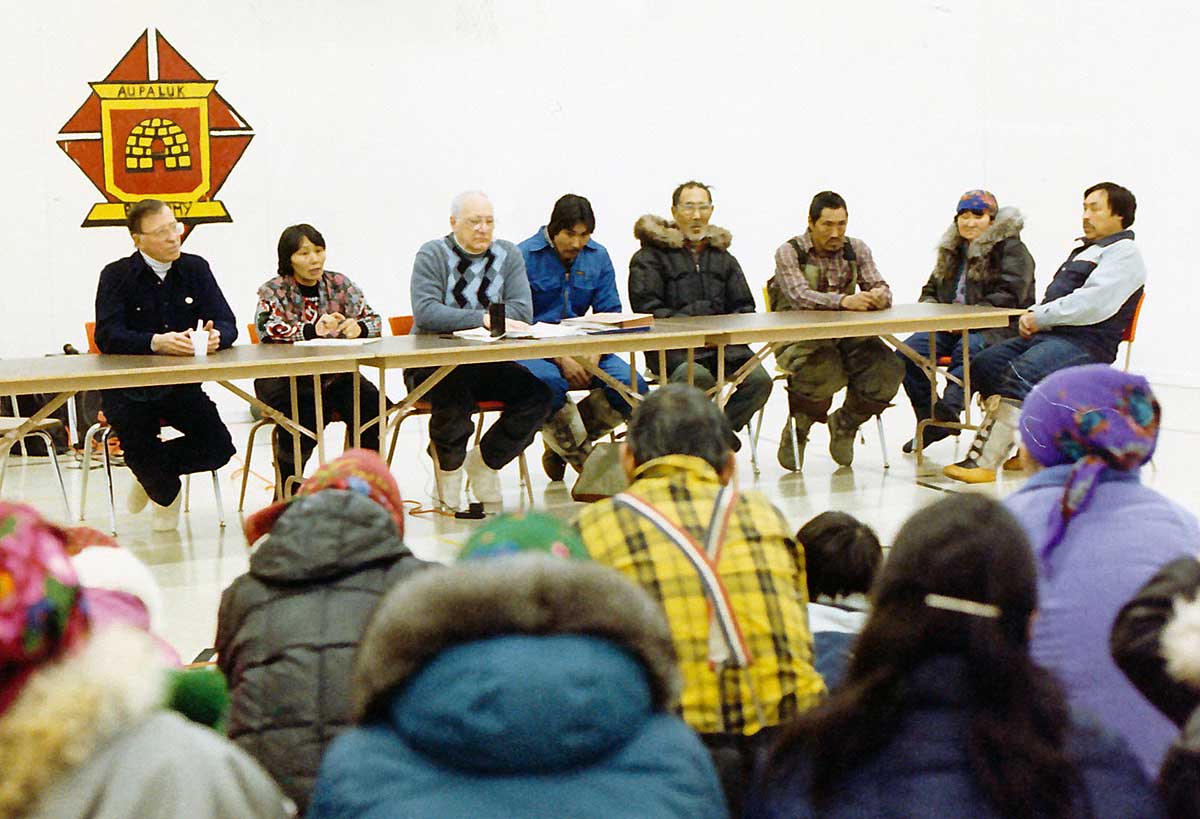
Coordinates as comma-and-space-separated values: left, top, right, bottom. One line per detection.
518, 194, 648, 480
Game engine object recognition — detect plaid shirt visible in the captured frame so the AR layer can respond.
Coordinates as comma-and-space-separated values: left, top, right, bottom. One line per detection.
576, 455, 825, 735
773, 231, 892, 310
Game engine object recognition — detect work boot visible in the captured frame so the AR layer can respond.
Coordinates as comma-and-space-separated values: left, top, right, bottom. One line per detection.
465, 447, 502, 504
829, 392, 892, 468
944, 396, 1022, 484
827, 409, 858, 467
902, 401, 961, 454
777, 414, 815, 472
541, 446, 567, 482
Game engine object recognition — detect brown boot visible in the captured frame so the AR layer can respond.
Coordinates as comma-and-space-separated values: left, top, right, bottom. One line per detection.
829, 392, 893, 468
778, 413, 815, 472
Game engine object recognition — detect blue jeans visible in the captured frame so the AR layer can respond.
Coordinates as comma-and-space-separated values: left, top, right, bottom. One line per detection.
519, 353, 648, 415
898, 331, 987, 421
971, 334, 1101, 401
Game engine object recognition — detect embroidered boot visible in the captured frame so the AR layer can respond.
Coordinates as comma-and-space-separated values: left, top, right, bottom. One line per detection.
541, 400, 590, 480
943, 396, 1022, 484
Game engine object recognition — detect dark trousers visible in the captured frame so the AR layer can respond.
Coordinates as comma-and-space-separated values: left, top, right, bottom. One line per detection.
971, 334, 1101, 401
253, 373, 384, 486
654, 345, 773, 433
898, 330, 988, 421
404, 362, 552, 471
701, 726, 780, 818
101, 385, 235, 506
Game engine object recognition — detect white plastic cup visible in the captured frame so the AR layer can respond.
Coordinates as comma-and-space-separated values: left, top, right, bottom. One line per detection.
190, 329, 210, 357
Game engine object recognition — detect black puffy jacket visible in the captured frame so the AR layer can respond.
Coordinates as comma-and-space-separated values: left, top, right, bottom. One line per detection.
216, 490, 427, 814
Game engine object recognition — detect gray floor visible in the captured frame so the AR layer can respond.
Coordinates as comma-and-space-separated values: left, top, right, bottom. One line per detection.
4, 380, 1198, 663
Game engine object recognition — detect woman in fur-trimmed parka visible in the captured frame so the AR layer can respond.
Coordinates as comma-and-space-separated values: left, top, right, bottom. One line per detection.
308, 553, 727, 819
898, 190, 1036, 452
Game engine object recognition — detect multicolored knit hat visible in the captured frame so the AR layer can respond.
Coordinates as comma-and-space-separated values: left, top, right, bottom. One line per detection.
1019, 364, 1160, 557
957, 189, 998, 216
461, 512, 590, 561
244, 448, 406, 545
0, 503, 90, 715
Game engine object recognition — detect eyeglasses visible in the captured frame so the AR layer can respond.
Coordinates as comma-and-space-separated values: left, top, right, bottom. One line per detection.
676, 203, 713, 214
465, 217, 494, 229
140, 221, 185, 239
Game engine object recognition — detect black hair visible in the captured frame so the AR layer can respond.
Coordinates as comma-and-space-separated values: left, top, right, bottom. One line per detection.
763, 494, 1079, 818
547, 194, 596, 238
627, 384, 731, 473
277, 224, 326, 277
126, 199, 170, 234
671, 180, 712, 207
798, 511, 882, 600
1084, 182, 1136, 229
808, 191, 848, 224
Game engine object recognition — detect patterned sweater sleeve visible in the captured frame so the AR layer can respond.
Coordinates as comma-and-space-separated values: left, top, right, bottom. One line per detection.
255, 280, 310, 342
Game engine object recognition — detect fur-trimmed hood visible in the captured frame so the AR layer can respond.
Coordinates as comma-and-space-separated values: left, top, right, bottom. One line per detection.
634, 214, 732, 251
1162, 594, 1200, 690
352, 554, 679, 721
0, 626, 165, 817
931, 206, 1024, 281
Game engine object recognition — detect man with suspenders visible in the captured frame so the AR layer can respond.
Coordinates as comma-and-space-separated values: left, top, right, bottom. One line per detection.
767, 190, 904, 471
576, 385, 824, 815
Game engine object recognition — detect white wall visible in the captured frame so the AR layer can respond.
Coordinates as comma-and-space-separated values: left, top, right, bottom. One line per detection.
3, 1, 1196, 383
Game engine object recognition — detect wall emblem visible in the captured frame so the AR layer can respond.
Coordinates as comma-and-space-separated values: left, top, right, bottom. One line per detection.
56, 29, 253, 235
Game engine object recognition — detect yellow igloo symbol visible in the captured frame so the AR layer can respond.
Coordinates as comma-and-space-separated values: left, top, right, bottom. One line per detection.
124, 118, 192, 172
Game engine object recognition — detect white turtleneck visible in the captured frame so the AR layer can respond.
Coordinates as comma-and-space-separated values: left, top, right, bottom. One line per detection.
140, 251, 173, 280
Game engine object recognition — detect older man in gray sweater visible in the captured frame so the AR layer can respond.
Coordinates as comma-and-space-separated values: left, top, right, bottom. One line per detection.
405, 191, 552, 511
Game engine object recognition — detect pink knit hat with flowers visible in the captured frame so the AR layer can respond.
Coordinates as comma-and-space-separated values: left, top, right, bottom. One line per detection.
0, 503, 90, 715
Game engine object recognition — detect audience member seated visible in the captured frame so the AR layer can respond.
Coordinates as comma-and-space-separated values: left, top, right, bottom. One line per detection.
0, 502, 293, 819
93, 198, 238, 531
796, 511, 882, 690
216, 449, 427, 815
517, 194, 648, 480
746, 493, 1163, 819
628, 180, 771, 447
1005, 365, 1200, 778
1112, 557, 1200, 816
945, 182, 1146, 483
308, 514, 726, 819
576, 384, 824, 816
253, 224, 387, 490
767, 191, 904, 469
406, 190, 553, 510
897, 189, 1035, 452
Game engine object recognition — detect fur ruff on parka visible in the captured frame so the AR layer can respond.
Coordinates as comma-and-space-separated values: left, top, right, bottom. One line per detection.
633, 214, 733, 252
930, 206, 1025, 283
0, 626, 164, 817
352, 554, 680, 722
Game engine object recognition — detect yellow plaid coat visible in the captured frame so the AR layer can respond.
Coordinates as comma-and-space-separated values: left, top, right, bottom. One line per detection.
577, 455, 825, 735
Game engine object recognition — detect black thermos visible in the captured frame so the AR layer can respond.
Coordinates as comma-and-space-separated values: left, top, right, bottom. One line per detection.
489, 302, 506, 337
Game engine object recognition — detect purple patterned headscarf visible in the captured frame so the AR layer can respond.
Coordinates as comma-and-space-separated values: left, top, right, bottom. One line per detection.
1019, 364, 1160, 556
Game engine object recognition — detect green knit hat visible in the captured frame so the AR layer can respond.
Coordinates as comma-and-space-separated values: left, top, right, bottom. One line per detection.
461, 512, 589, 561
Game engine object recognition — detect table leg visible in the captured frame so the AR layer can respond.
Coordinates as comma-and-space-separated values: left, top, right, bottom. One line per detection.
687, 348, 695, 386
289, 376, 302, 486
716, 344, 726, 403
377, 367, 388, 457
352, 368, 362, 448
961, 329, 972, 426
312, 374, 326, 465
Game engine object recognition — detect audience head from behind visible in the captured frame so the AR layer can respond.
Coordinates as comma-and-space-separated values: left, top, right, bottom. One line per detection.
546, 193, 596, 267
623, 383, 737, 483
751, 494, 1145, 819
798, 511, 882, 603
0, 502, 292, 819
126, 198, 183, 264
306, 511, 727, 819
449, 189, 495, 254
276, 223, 327, 285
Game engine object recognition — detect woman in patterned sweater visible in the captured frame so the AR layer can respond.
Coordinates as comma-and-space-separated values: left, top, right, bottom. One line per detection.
253, 224, 386, 492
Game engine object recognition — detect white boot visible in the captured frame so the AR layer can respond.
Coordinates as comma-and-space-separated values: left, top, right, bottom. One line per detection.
150, 491, 182, 531
126, 480, 150, 514
943, 396, 1022, 484
434, 464, 464, 512
465, 447, 502, 504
